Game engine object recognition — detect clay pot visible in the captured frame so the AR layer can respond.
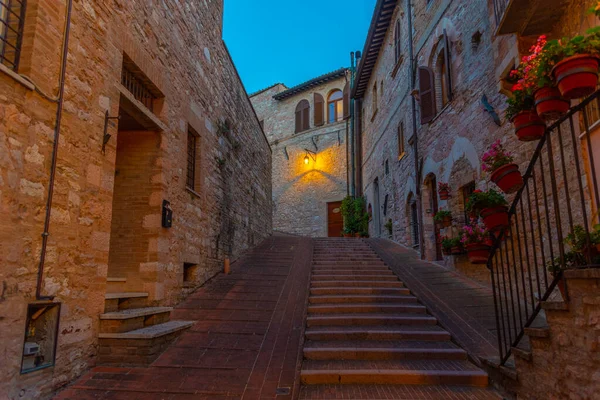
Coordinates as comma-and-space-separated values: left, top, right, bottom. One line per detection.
512, 111, 546, 142
490, 163, 524, 194
355, 233, 361, 238
343, 233, 353, 238
481, 206, 509, 233
451, 246, 464, 255
534, 87, 570, 121
439, 189, 450, 200
552, 54, 599, 100
438, 216, 452, 228
466, 243, 491, 264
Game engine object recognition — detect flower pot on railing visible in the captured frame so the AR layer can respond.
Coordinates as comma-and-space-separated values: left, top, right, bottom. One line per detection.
512, 110, 546, 142
534, 87, 570, 121
490, 164, 524, 194
439, 189, 450, 200
466, 243, 491, 264
552, 54, 600, 100
481, 206, 509, 233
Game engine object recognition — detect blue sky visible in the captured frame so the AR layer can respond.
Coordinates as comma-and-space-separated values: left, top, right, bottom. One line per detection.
223, 0, 377, 94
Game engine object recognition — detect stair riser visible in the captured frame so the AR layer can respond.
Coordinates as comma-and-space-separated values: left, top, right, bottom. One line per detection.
303, 349, 467, 361
314, 261, 386, 266
310, 281, 404, 288
308, 305, 426, 314
311, 276, 399, 282
310, 288, 410, 295
305, 331, 451, 341
307, 317, 438, 327
106, 281, 126, 293
312, 270, 393, 276
309, 296, 417, 304
300, 371, 489, 386
99, 312, 171, 334
104, 297, 148, 313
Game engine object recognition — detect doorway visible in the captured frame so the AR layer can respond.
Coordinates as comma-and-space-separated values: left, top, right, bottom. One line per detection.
327, 201, 343, 237
373, 178, 381, 236
424, 174, 443, 260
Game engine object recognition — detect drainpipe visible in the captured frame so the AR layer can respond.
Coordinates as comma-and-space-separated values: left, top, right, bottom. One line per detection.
36, 0, 73, 300
406, 0, 425, 258
349, 52, 356, 197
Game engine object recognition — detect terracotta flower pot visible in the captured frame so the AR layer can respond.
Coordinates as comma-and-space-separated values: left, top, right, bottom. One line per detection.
512, 111, 546, 142
534, 87, 570, 121
343, 233, 353, 238
355, 233, 361, 238
481, 206, 509, 232
552, 54, 599, 100
439, 189, 450, 200
466, 243, 491, 264
451, 246, 464, 255
490, 163, 524, 194
441, 216, 452, 228
442, 248, 452, 256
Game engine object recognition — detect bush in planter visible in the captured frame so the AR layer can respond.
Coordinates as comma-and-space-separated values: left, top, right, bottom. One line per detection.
482, 140, 523, 194
441, 236, 462, 255
438, 182, 451, 200
461, 221, 492, 264
384, 219, 393, 237
433, 210, 453, 228
564, 224, 600, 254
341, 196, 358, 235
468, 189, 509, 233
506, 75, 546, 141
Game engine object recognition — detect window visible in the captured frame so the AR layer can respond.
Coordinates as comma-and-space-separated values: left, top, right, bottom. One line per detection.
295, 100, 310, 133
0, 0, 26, 71
121, 55, 161, 112
437, 49, 450, 108
385, 159, 389, 175
183, 263, 198, 283
21, 303, 60, 373
186, 129, 198, 190
418, 66, 436, 124
372, 83, 378, 115
327, 90, 343, 123
394, 20, 402, 63
398, 122, 405, 158
461, 182, 476, 224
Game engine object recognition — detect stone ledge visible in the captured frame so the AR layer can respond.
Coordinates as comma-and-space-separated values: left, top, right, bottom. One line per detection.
524, 326, 549, 338
481, 357, 518, 381
0, 64, 35, 91
541, 301, 569, 311
564, 267, 600, 279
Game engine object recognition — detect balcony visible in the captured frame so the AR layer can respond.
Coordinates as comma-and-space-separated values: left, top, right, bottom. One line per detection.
494, 0, 571, 36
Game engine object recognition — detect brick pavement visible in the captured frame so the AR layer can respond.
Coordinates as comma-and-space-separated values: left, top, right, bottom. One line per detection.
368, 239, 499, 363
53, 235, 313, 400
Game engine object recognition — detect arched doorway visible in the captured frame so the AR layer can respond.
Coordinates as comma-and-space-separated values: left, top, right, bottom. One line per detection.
373, 178, 381, 236
406, 192, 419, 248
423, 173, 442, 260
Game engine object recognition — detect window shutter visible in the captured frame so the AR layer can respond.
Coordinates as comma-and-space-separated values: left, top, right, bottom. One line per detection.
395, 21, 401, 62
295, 109, 302, 133
418, 66, 436, 124
343, 84, 350, 119
443, 29, 453, 102
314, 93, 324, 126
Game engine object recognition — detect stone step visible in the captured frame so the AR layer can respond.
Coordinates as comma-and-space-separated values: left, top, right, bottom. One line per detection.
99, 307, 173, 334
98, 320, 195, 365
310, 280, 405, 288
310, 287, 410, 295
307, 313, 438, 327
104, 292, 149, 313
305, 327, 451, 341
301, 360, 488, 386
308, 303, 427, 314
299, 384, 501, 398
309, 294, 418, 304
312, 269, 393, 276
106, 277, 127, 292
304, 342, 466, 361
313, 260, 387, 266
311, 275, 399, 282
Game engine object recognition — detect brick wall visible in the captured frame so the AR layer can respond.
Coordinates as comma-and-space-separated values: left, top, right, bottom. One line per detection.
0, 0, 272, 398
251, 77, 349, 237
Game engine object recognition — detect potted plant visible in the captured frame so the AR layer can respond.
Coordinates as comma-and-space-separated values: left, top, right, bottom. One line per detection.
461, 221, 491, 264
433, 210, 453, 228
438, 182, 451, 200
543, 7, 600, 100
441, 236, 452, 255
506, 65, 547, 141
564, 224, 600, 256
450, 237, 465, 255
482, 140, 524, 194
341, 196, 357, 237
470, 189, 510, 233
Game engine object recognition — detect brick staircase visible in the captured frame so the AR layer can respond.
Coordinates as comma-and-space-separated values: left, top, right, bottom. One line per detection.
97, 279, 194, 365
300, 238, 500, 399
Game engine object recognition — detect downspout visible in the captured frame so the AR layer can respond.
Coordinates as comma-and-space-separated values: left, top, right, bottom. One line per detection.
349, 52, 356, 197
406, 0, 425, 258
36, 0, 73, 300
354, 97, 363, 197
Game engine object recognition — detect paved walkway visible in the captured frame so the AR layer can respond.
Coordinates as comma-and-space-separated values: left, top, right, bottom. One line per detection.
368, 239, 499, 363
54, 235, 313, 400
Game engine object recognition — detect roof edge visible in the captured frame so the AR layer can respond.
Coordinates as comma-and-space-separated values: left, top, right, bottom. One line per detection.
273, 68, 348, 101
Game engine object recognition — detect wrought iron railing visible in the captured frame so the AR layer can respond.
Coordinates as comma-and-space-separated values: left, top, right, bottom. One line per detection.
0, 0, 26, 71
493, 0, 509, 28
121, 66, 156, 111
489, 90, 600, 365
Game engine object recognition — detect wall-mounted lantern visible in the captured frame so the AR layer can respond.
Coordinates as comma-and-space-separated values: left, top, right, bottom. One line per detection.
303, 149, 317, 165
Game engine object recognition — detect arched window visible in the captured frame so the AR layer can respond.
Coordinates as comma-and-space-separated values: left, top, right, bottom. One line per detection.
437, 49, 449, 108
327, 90, 343, 123
295, 100, 310, 133
394, 20, 401, 63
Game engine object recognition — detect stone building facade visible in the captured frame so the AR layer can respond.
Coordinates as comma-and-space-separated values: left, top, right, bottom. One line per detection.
0, 1, 272, 398
353, 0, 598, 282
251, 71, 350, 237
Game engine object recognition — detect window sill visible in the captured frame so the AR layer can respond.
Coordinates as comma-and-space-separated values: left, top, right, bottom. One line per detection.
391, 56, 404, 79
429, 103, 452, 124
186, 187, 201, 199
398, 152, 407, 162
371, 109, 378, 122
0, 64, 35, 91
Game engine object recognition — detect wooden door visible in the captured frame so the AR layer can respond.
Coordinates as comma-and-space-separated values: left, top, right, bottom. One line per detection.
428, 176, 443, 260
327, 201, 343, 237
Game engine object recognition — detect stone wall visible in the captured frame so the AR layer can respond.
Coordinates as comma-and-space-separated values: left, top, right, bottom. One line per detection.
251, 77, 349, 237
0, 0, 272, 398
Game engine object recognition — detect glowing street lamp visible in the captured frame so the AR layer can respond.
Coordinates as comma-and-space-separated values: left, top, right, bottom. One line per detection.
303, 149, 316, 165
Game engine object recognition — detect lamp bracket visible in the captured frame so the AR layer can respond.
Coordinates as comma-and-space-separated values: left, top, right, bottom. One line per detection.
102, 110, 120, 154
304, 148, 317, 162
